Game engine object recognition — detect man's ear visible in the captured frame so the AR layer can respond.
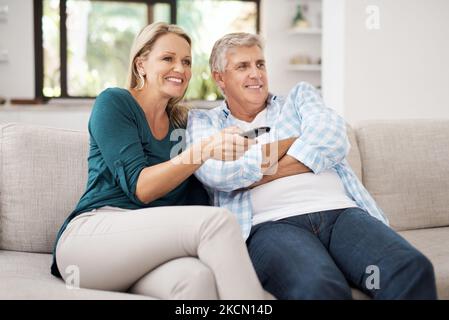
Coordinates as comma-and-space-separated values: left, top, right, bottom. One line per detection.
212, 71, 226, 91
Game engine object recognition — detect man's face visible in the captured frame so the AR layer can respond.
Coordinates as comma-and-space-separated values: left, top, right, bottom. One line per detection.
214, 45, 269, 116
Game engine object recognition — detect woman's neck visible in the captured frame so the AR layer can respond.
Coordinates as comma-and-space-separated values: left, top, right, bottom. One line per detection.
130, 87, 170, 139
131, 88, 169, 122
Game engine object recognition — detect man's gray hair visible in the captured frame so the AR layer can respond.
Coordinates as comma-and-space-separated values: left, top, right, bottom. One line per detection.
209, 32, 264, 73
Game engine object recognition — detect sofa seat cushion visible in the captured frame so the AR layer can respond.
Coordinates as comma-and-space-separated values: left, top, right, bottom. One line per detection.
399, 227, 449, 299
0, 250, 152, 299
356, 120, 449, 231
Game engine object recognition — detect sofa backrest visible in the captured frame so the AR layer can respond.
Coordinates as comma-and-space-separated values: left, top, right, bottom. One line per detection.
0, 121, 362, 254
0, 123, 89, 253
346, 125, 362, 181
3, 119, 440, 253
355, 120, 449, 231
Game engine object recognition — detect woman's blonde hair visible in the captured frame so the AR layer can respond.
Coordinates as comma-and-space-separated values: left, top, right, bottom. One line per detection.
126, 22, 191, 128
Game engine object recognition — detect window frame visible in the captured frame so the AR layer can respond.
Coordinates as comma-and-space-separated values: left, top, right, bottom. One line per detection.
33, 0, 260, 101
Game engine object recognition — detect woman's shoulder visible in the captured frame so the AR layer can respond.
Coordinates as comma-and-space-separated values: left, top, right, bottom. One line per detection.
90, 87, 136, 124
93, 87, 135, 112
96, 87, 132, 103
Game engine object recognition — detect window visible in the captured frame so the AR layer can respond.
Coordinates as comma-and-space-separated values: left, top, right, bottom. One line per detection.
34, 0, 259, 101
177, 0, 258, 101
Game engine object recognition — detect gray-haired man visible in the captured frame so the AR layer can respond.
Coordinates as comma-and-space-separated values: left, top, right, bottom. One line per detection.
186, 32, 437, 299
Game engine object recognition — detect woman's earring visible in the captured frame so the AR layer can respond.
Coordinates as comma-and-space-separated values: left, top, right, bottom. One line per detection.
137, 72, 145, 90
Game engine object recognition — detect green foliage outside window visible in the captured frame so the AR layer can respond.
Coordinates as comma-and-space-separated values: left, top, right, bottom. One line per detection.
42, 0, 257, 100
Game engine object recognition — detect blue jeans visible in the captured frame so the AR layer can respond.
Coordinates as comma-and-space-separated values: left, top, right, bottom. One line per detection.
246, 207, 437, 299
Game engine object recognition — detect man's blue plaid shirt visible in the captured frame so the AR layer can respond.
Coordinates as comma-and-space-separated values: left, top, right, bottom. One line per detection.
186, 82, 389, 239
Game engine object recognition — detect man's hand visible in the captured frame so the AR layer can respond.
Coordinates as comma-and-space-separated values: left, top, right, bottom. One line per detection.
250, 154, 311, 188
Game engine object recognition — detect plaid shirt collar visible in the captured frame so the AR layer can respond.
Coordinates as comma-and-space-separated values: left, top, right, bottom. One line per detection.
218, 93, 279, 127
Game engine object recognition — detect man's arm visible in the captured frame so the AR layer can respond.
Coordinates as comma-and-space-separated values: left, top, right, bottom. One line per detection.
259, 137, 297, 173
250, 154, 311, 188
277, 82, 351, 174
186, 109, 297, 192
249, 82, 350, 189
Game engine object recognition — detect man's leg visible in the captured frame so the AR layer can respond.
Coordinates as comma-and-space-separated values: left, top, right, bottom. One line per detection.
246, 216, 352, 300
328, 207, 437, 299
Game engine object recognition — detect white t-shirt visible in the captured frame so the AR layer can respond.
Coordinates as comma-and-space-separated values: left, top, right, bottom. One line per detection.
233, 109, 269, 138
232, 109, 357, 226
250, 170, 357, 225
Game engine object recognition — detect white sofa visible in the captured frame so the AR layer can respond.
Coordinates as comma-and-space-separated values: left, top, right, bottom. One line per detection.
1, 120, 448, 299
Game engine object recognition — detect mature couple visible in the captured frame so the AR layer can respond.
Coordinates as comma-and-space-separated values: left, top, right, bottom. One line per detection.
51, 22, 437, 300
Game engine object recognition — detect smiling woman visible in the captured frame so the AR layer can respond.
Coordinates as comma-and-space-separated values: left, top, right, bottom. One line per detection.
128, 31, 192, 131
50, 22, 267, 300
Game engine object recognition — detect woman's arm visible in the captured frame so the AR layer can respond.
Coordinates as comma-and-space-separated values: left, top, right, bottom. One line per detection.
90, 91, 253, 206
135, 145, 202, 204
135, 127, 254, 204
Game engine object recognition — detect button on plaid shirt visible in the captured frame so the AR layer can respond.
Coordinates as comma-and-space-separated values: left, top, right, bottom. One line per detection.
186, 82, 389, 239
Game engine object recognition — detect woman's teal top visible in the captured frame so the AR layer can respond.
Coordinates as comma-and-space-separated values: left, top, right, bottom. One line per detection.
51, 87, 209, 278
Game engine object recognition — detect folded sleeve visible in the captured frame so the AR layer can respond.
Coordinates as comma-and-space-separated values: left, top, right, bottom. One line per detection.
88, 90, 147, 205
278, 82, 350, 174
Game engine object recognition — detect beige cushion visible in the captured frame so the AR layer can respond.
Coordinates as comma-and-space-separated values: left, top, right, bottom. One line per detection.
356, 120, 449, 231
399, 227, 449, 299
346, 125, 362, 181
351, 288, 370, 300
0, 250, 152, 299
0, 123, 89, 252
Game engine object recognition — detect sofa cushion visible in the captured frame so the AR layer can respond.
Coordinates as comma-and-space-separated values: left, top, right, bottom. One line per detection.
399, 227, 449, 299
346, 125, 362, 181
0, 250, 152, 299
356, 120, 449, 231
0, 123, 89, 252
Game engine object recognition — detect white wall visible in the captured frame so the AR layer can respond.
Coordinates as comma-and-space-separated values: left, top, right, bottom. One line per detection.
0, 0, 35, 99
3, 0, 449, 126
322, 0, 345, 114
261, 0, 321, 96
323, 0, 449, 124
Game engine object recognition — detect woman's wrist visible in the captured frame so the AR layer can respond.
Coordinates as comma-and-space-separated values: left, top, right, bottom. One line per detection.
199, 138, 212, 163
182, 139, 210, 165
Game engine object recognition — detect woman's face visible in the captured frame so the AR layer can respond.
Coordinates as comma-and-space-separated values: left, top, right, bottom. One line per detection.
137, 33, 192, 99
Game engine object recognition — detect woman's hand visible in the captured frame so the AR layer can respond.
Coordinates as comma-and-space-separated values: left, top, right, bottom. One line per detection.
200, 126, 256, 162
